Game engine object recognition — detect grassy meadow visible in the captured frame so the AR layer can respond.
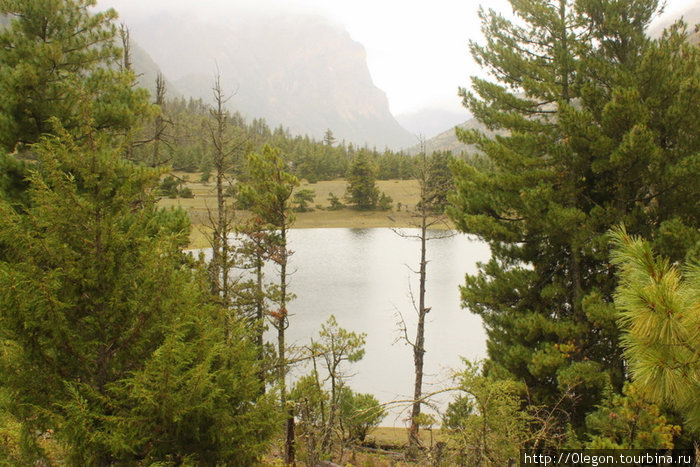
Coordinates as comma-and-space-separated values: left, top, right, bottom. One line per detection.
159, 174, 452, 248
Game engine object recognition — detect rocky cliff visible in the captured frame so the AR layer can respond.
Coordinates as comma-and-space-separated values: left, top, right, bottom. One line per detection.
126, 12, 414, 149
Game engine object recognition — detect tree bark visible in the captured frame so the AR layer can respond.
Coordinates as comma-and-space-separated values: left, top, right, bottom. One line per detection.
408, 150, 430, 453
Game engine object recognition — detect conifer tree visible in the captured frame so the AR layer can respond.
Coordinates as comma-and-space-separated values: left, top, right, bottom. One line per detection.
345, 149, 379, 210
314, 315, 366, 452
448, 0, 699, 435
291, 316, 372, 463
239, 144, 299, 463
584, 382, 680, 449
443, 362, 530, 465
0, 0, 148, 151
0, 125, 275, 463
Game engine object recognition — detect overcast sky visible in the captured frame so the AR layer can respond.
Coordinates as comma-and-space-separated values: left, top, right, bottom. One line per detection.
97, 0, 698, 117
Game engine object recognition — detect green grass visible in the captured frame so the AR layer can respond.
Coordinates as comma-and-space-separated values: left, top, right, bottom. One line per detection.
159, 175, 452, 249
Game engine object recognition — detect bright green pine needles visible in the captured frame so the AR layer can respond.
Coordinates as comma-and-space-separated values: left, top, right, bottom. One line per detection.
0, 0, 149, 151
239, 145, 299, 229
0, 127, 277, 463
610, 227, 700, 433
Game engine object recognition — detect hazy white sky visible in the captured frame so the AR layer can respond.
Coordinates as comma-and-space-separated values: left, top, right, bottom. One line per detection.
97, 0, 698, 117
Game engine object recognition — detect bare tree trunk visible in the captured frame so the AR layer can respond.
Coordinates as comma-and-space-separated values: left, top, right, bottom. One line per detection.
409, 167, 429, 452
322, 362, 338, 452
152, 73, 167, 168
402, 143, 454, 455
208, 73, 234, 308
118, 24, 134, 160
286, 405, 296, 466
256, 253, 266, 392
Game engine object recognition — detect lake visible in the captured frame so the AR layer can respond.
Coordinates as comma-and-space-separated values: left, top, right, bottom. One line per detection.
198, 228, 491, 427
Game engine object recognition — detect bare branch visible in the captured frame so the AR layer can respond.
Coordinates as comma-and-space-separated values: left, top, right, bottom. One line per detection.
393, 307, 416, 348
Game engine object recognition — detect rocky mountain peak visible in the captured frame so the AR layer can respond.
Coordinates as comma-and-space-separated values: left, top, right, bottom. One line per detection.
125, 11, 414, 149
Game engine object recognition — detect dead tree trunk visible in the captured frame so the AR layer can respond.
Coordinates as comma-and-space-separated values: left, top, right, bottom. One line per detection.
395, 141, 454, 456
408, 151, 429, 452
207, 73, 235, 307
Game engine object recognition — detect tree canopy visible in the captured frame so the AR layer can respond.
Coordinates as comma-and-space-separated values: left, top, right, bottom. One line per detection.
0, 126, 277, 463
0, 0, 148, 151
448, 0, 699, 436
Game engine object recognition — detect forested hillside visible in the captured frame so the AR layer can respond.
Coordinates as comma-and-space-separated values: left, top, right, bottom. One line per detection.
131, 95, 419, 183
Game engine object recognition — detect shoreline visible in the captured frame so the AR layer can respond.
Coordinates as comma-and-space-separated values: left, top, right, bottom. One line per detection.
158, 177, 453, 249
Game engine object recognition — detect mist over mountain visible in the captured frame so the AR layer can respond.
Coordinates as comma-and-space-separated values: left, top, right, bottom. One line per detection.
395, 107, 471, 140
123, 11, 414, 150
130, 42, 181, 99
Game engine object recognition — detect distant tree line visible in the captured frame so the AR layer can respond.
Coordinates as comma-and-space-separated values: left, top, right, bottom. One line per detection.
131, 95, 444, 184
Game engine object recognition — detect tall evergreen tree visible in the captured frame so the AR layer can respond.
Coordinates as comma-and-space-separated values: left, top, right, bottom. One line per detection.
0, 126, 276, 463
345, 149, 379, 210
0, 0, 148, 151
448, 0, 699, 436
239, 145, 299, 464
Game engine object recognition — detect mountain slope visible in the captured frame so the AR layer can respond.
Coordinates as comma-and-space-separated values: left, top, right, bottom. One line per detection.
122, 12, 413, 150
395, 107, 471, 140
406, 117, 495, 156
130, 42, 180, 99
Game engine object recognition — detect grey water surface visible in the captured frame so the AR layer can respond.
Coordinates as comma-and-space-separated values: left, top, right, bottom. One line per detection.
198, 228, 491, 426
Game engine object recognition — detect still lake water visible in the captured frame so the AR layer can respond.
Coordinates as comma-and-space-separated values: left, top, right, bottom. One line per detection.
199, 228, 491, 426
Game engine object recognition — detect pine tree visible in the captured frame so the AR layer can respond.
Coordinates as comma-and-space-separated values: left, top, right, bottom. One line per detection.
313, 315, 366, 452
0, 0, 149, 151
290, 316, 370, 463
584, 382, 680, 449
345, 149, 379, 210
0, 125, 275, 463
609, 228, 699, 434
239, 144, 299, 464
424, 151, 454, 213
448, 0, 699, 435
443, 362, 531, 465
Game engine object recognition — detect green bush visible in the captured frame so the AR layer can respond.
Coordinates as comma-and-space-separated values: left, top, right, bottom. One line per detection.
339, 387, 385, 442
327, 192, 344, 211
377, 192, 393, 211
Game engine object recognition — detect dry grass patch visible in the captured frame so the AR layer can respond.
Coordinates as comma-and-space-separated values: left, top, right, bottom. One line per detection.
367, 426, 450, 449
158, 174, 452, 249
